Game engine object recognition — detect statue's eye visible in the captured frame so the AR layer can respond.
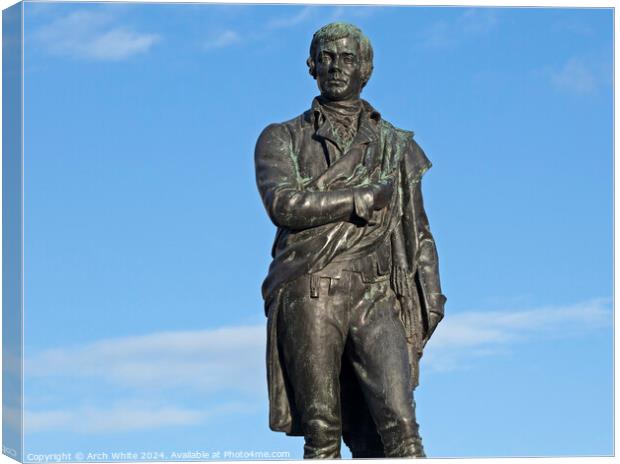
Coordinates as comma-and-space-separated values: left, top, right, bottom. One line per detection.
343, 55, 354, 64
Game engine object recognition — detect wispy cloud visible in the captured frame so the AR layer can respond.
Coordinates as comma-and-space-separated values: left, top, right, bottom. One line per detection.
205, 5, 373, 52
422, 8, 499, 49
26, 299, 610, 385
267, 6, 315, 30
458, 8, 498, 35
549, 57, 598, 95
24, 298, 610, 433
424, 298, 611, 371
25, 325, 266, 433
33, 9, 159, 61
203, 30, 242, 50
25, 402, 252, 433
26, 325, 266, 394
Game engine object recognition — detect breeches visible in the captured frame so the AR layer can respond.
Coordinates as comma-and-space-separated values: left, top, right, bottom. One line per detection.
277, 270, 424, 459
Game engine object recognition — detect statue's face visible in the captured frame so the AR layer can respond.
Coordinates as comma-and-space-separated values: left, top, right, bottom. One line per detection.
315, 37, 364, 102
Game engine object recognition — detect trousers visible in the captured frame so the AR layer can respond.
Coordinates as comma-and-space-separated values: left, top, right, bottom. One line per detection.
277, 270, 425, 459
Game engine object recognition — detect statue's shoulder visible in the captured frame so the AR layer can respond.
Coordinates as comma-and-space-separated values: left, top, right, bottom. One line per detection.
376, 118, 431, 181
257, 110, 313, 144
378, 118, 415, 146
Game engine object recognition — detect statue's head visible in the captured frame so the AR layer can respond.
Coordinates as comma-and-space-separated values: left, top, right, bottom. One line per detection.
307, 22, 374, 102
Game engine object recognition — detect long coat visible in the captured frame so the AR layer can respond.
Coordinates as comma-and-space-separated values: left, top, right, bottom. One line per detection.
254, 98, 445, 437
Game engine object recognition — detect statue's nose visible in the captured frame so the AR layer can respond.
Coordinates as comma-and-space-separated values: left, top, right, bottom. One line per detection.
329, 58, 341, 73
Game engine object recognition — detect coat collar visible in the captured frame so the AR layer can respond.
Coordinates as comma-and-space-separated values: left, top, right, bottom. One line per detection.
308, 97, 382, 148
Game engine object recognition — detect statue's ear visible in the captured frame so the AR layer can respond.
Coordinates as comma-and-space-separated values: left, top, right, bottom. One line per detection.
306, 57, 316, 79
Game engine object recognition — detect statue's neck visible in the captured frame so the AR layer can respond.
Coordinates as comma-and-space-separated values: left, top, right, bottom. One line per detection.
317, 96, 362, 119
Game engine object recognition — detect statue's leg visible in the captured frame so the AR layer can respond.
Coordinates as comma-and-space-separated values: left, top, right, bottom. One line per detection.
346, 273, 426, 458
340, 353, 385, 458
277, 274, 349, 459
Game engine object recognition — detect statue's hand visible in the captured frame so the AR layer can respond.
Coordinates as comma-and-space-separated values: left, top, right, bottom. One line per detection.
370, 179, 394, 210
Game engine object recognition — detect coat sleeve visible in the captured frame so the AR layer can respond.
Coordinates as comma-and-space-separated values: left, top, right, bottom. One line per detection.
255, 123, 374, 229
401, 138, 446, 318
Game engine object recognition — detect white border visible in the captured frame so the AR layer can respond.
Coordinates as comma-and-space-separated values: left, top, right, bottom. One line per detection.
0, 2, 615, 464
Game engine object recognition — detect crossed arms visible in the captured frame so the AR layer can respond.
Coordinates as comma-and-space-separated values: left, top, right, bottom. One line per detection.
254, 123, 393, 230
255, 121, 446, 331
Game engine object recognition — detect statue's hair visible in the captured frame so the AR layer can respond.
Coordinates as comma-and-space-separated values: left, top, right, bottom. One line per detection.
307, 22, 374, 88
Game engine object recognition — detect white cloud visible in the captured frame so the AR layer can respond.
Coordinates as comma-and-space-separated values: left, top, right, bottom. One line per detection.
25, 402, 253, 433
458, 8, 498, 35
26, 298, 610, 387
422, 8, 499, 49
328, 7, 347, 22
267, 6, 314, 30
24, 298, 610, 432
424, 298, 611, 371
26, 325, 266, 394
203, 30, 242, 50
550, 57, 598, 95
34, 10, 159, 61
24, 325, 266, 433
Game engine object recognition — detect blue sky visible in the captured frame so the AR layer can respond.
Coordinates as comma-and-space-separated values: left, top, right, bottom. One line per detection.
16, 2, 612, 460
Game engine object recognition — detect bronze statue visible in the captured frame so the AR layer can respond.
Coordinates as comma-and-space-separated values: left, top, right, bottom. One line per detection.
255, 22, 446, 459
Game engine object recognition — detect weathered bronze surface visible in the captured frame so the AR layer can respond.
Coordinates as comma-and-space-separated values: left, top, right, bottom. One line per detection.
255, 23, 446, 459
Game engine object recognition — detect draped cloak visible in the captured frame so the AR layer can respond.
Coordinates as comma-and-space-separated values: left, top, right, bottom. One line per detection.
255, 99, 444, 437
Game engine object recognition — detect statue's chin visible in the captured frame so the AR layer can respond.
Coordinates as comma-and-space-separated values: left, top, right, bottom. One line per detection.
320, 90, 361, 102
